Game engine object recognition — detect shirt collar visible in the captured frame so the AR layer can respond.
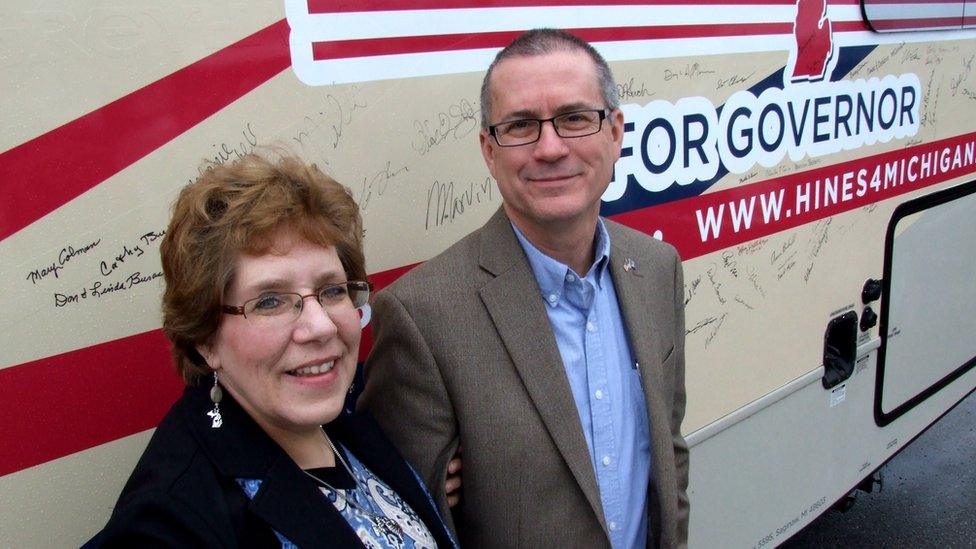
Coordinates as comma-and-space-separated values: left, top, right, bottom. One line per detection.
511, 218, 612, 306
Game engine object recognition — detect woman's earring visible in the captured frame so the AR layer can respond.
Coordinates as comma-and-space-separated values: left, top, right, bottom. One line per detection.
207, 372, 223, 429
359, 304, 371, 329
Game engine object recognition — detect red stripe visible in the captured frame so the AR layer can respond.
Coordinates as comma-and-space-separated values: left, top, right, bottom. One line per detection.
0, 264, 420, 477
369, 262, 421, 291
615, 132, 976, 259
313, 23, 792, 60
0, 20, 291, 244
832, 20, 873, 32
0, 330, 182, 477
4, 134, 975, 477
869, 17, 966, 30
315, 30, 519, 59
1, 12, 872, 244
309, 0, 821, 14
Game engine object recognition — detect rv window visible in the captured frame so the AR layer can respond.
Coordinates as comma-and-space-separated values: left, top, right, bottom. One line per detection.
862, 0, 976, 32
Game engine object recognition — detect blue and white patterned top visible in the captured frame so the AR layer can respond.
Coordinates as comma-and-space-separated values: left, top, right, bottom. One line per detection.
237, 444, 437, 548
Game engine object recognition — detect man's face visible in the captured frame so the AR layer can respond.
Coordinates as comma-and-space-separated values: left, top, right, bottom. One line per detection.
480, 49, 624, 237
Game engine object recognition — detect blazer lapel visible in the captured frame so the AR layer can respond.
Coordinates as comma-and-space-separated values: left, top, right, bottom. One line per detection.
247, 454, 363, 547
184, 384, 362, 547
608, 233, 667, 401
476, 209, 606, 530
607, 227, 674, 526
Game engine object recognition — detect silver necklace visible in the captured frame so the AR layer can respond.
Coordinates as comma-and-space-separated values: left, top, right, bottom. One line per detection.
302, 429, 404, 539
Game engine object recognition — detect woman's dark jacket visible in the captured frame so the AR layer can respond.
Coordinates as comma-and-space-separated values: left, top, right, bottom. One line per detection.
94, 382, 455, 548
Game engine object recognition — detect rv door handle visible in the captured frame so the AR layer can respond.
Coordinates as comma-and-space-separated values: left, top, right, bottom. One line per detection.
862, 278, 883, 303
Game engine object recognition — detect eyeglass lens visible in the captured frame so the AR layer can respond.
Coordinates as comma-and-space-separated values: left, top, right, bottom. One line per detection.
243, 282, 369, 319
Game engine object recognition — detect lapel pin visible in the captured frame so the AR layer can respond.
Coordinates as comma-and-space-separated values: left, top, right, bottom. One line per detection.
623, 258, 642, 276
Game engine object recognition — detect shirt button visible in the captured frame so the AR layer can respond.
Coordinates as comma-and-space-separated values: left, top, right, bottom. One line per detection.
586, 321, 596, 332
609, 521, 618, 531
547, 294, 558, 305
595, 389, 604, 400
602, 455, 611, 466
565, 273, 575, 282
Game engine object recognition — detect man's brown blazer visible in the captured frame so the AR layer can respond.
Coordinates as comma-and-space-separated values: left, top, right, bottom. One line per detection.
360, 208, 689, 548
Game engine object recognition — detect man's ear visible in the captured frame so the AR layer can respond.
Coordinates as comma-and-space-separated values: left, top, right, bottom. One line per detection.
480, 128, 497, 176
608, 107, 625, 161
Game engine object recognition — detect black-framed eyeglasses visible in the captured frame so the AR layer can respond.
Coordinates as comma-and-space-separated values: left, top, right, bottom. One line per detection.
488, 108, 609, 147
222, 281, 371, 321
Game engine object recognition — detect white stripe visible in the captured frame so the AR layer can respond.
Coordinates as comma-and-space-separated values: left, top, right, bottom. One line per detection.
826, 4, 873, 21
288, 4, 868, 43
288, 5, 866, 43
287, 4, 806, 42
291, 47, 499, 86
292, 35, 796, 86
291, 34, 804, 87
598, 34, 797, 61
292, 23, 976, 87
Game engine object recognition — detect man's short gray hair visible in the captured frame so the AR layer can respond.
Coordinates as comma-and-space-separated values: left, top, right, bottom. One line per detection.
480, 28, 620, 128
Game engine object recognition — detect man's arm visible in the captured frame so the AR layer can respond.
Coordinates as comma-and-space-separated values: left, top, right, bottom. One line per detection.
672, 252, 691, 547
358, 287, 460, 529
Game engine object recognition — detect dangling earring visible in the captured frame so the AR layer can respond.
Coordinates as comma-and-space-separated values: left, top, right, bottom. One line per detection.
359, 304, 371, 329
207, 371, 223, 429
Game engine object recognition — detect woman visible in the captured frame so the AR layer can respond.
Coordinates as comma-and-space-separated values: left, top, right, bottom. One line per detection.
97, 152, 456, 548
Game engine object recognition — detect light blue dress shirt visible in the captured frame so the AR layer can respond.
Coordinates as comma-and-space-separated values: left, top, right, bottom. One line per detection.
512, 219, 651, 549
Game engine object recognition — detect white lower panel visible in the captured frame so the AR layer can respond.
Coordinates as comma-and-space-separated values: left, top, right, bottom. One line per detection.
0, 430, 152, 548
687, 347, 976, 548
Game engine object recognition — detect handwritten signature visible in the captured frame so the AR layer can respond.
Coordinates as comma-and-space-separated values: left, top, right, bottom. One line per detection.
54, 271, 163, 308
98, 230, 166, 277
359, 162, 409, 211
686, 312, 728, 347
25, 239, 102, 285
705, 263, 727, 305
292, 87, 368, 154
202, 123, 258, 173
684, 275, 702, 306
770, 233, 797, 265
665, 63, 715, 82
716, 71, 755, 89
425, 177, 496, 230
411, 99, 479, 156
721, 251, 740, 278
617, 77, 653, 100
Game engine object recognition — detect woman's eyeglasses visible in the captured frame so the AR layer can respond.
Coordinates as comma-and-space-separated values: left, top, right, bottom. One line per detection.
222, 281, 371, 322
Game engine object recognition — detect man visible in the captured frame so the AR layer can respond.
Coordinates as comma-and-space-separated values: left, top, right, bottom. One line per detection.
360, 28, 689, 548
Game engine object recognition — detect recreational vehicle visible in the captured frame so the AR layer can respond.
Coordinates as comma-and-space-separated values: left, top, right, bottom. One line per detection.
1, 1, 974, 546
